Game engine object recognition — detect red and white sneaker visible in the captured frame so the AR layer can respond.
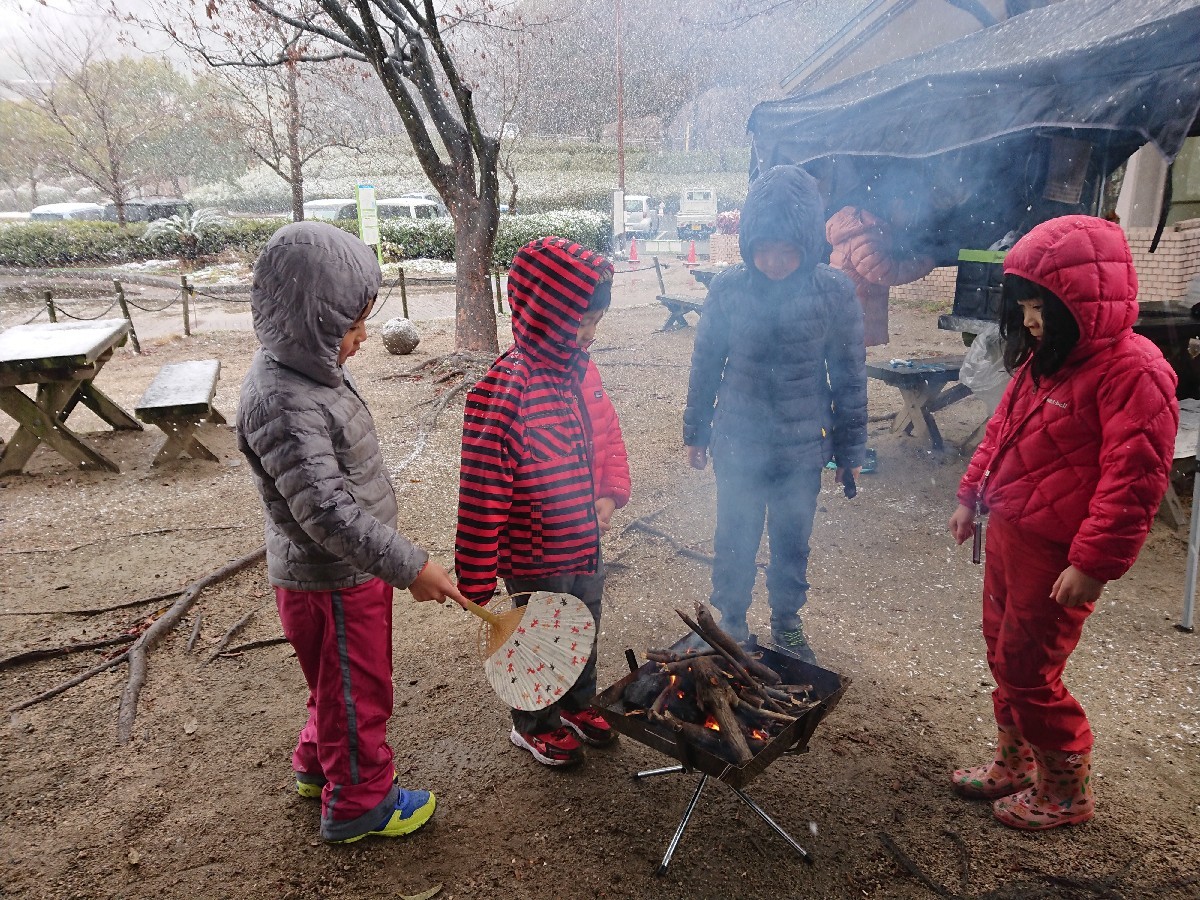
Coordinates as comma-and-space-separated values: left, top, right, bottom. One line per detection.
510, 726, 584, 766
560, 708, 617, 746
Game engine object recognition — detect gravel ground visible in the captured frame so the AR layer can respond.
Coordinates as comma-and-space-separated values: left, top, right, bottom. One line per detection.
1, 268, 1198, 900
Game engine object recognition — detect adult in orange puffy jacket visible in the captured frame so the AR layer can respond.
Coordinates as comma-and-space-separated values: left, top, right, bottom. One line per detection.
825, 206, 935, 346
947, 216, 1177, 831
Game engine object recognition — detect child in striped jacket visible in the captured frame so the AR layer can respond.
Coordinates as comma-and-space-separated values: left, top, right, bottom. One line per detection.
456, 236, 629, 766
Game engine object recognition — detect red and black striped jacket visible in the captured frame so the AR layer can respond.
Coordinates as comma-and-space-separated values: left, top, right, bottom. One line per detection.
456, 237, 614, 603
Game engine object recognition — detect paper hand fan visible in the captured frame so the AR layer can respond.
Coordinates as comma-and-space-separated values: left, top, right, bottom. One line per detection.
462, 591, 596, 711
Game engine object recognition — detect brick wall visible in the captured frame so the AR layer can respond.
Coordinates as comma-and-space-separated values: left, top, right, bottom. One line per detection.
709, 233, 741, 266
886, 217, 1200, 307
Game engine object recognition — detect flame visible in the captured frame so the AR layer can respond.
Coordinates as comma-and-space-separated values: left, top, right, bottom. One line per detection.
751, 728, 770, 741
703, 716, 720, 731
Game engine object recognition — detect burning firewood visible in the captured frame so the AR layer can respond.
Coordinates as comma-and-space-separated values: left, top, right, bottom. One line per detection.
620, 603, 817, 766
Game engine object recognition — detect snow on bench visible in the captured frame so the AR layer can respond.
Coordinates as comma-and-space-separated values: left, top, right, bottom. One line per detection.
135, 360, 225, 464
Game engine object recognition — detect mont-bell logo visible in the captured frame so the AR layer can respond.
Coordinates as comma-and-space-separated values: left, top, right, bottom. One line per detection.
593, 390, 603, 399
1045, 398, 1069, 410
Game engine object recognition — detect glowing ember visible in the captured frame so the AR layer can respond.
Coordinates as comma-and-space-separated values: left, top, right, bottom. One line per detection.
751, 728, 770, 741
703, 716, 721, 731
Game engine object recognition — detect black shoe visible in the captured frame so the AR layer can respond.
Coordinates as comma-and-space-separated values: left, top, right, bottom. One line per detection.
770, 616, 816, 664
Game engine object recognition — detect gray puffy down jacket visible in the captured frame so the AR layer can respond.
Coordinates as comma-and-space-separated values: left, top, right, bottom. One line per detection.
237, 222, 428, 591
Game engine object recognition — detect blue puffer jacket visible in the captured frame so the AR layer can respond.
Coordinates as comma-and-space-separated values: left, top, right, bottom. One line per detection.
683, 165, 868, 470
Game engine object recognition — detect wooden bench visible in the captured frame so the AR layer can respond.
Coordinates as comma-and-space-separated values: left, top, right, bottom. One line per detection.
135, 360, 225, 465
653, 257, 705, 331
865, 355, 969, 452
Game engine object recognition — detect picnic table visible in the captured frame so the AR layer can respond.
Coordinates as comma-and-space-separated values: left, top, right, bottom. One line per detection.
0, 318, 141, 474
865, 355, 969, 452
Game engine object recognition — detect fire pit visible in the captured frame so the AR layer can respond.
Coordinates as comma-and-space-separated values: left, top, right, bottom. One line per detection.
593, 611, 849, 876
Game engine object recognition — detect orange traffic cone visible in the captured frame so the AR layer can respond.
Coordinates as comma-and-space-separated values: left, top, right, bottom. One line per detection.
686, 240, 697, 266
629, 237, 639, 264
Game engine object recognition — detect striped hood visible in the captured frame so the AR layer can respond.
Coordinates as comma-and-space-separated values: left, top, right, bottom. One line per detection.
507, 237, 613, 373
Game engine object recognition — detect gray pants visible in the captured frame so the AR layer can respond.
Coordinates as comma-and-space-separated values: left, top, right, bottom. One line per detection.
504, 559, 605, 734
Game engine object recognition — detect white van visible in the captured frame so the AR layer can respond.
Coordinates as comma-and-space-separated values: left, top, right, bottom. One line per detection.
623, 194, 658, 239
29, 202, 105, 221
378, 197, 449, 219
302, 198, 357, 221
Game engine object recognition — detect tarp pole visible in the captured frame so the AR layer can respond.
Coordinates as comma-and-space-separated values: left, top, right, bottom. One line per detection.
1181, 424, 1200, 633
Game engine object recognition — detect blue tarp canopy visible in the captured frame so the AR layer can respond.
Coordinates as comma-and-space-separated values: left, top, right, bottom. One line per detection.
748, 0, 1200, 262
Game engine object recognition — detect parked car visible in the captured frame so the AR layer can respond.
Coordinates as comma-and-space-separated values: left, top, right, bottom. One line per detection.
101, 197, 193, 223
29, 202, 106, 221
379, 197, 449, 219
302, 198, 357, 221
676, 187, 718, 239
397, 193, 450, 216
623, 194, 658, 239
501, 122, 520, 140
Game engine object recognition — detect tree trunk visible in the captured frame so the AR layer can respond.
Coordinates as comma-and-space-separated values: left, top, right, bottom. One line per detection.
29, 176, 38, 207
286, 62, 304, 222
454, 206, 500, 354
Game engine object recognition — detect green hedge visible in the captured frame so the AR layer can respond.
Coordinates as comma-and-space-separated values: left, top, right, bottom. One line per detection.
0, 212, 611, 269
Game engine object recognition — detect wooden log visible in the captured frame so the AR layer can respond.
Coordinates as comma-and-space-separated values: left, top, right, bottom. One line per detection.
693, 603, 781, 685
116, 546, 265, 744
690, 657, 752, 764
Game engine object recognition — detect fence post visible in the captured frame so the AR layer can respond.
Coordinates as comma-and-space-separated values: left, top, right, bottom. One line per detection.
113, 279, 141, 354
44, 289, 57, 323
493, 269, 504, 315
180, 275, 191, 336
653, 256, 666, 295
399, 268, 409, 319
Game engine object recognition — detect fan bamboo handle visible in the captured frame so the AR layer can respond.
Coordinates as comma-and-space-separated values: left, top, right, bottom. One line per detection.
461, 599, 504, 626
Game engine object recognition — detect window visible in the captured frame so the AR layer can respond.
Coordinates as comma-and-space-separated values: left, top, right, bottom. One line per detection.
415, 204, 439, 219
1168, 137, 1200, 225
624, 199, 645, 213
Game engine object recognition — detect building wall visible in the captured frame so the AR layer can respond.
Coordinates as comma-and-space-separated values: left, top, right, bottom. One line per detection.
888, 217, 1200, 307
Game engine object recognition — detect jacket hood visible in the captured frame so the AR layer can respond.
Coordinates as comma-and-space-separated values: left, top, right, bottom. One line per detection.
507, 236, 612, 371
1003, 215, 1138, 346
251, 222, 382, 387
739, 165, 828, 276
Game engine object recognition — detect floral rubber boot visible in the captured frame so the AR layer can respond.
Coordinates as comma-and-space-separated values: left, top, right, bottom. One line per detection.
992, 747, 1094, 830
951, 725, 1037, 799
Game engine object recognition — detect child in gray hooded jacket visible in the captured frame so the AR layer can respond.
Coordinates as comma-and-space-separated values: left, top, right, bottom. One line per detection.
238, 221, 465, 843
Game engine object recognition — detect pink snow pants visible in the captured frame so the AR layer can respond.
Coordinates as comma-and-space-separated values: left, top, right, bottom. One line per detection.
981, 515, 1095, 753
275, 578, 398, 841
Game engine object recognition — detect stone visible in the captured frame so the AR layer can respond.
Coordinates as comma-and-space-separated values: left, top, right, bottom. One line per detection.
381, 317, 421, 355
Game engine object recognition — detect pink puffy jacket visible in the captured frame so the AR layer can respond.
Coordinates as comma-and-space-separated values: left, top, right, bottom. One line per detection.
582, 359, 631, 508
957, 216, 1178, 582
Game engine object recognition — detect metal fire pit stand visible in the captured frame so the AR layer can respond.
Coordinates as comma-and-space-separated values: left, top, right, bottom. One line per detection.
633, 764, 812, 876
602, 642, 847, 877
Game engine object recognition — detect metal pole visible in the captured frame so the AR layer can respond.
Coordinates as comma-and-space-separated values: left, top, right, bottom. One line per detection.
615, 0, 625, 192
494, 270, 504, 315
399, 268, 409, 319
180, 275, 191, 336
656, 774, 706, 876
44, 289, 57, 323
730, 786, 813, 864
1180, 424, 1200, 632
113, 280, 140, 354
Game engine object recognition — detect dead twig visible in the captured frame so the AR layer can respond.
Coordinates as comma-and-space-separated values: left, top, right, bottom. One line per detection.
0, 589, 184, 618
0, 634, 137, 671
219, 636, 289, 656
204, 605, 263, 665
186, 614, 203, 653
419, 379, 468, 427
626, 519, 715, 565
117, 545, 266, 744
0, 524, 252, 555
9, 651, 131, 712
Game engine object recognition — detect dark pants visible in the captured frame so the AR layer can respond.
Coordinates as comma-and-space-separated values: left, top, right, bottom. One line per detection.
504, 558, 605, 734
275, 578, 399, 842
982, 515, 1095, 753
710, 456, 822, 625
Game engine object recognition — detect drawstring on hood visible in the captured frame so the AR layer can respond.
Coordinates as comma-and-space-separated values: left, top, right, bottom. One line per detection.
1003, 215, 1138, 352
251, 222, 382, 388
507, 236, 612, 373
739, 165, 828, 279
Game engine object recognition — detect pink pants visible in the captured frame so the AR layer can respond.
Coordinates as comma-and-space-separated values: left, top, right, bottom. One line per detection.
275, 578, 398, 841
982, 515, 1095, 753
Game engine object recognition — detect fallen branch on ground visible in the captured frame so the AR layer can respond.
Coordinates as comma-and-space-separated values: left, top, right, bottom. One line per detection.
219, 636, 289, 657
9, 652, 131, 712
117, 545, 266, 744
186, 613, 203, 653
0, 524, 252, 555
625, 519, 715, 565
0, 634, 136, 671
204, 604, 264, 665
0, 589, 183, 618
